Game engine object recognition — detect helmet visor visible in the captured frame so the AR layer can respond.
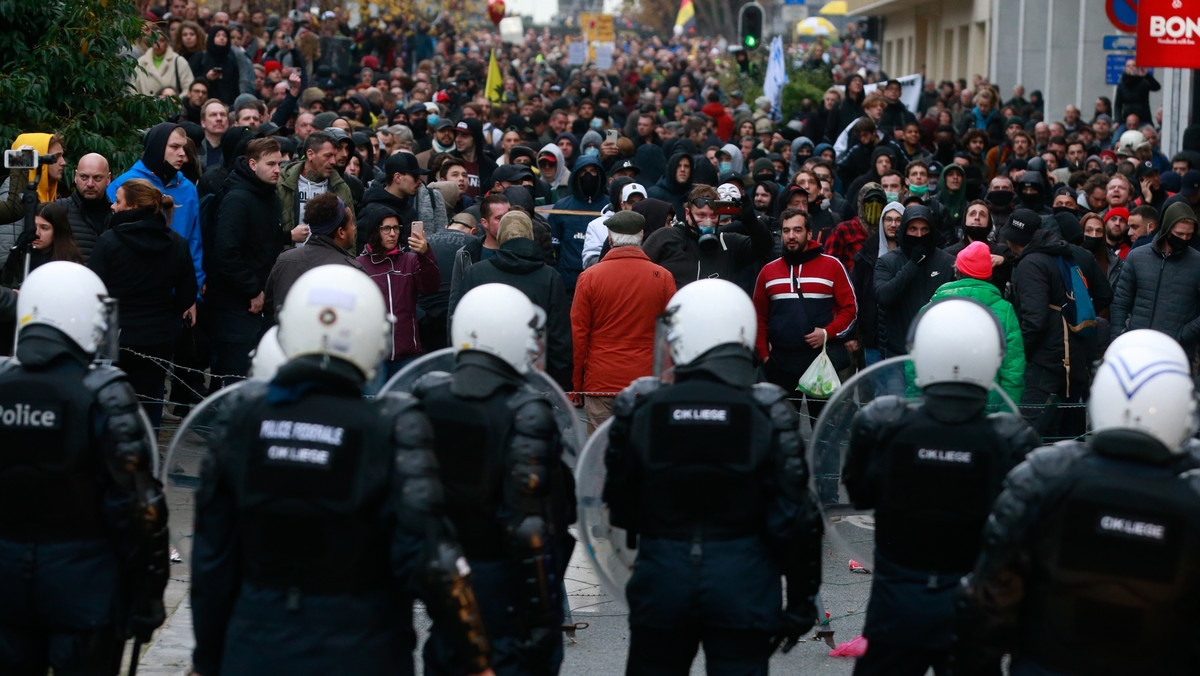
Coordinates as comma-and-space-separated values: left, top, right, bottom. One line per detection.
527, 305, 547, 372
652, 309, 677, 381
94, 297, 120, 364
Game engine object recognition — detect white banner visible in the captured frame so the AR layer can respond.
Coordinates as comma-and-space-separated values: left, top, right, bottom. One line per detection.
763, 37, 789, 123
861, 73, 924, 115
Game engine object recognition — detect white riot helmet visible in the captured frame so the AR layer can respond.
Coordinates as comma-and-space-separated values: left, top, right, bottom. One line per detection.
661, 279, 756, 367
1116, 129, 1150, 158
16, 261, 113, 356
1105, 329, 1189, 368
908, 297, 1005, 390
249, 325, 287, 381
450, 283, 546, 373
1089, 346, 1196, 453
276, 265, 391, 379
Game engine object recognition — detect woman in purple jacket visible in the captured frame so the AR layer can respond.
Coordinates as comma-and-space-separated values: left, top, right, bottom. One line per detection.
357, 206, 440, 385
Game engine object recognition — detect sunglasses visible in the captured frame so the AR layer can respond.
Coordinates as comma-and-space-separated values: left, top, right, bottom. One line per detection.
689, 197, 717, 209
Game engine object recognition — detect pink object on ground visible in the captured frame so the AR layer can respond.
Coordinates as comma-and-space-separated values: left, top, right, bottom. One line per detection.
829, 635, 868, 657
849, 559, 871, 573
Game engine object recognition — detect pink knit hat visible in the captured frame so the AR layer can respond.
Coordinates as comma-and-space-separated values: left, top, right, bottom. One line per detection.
956, 241, 993, 280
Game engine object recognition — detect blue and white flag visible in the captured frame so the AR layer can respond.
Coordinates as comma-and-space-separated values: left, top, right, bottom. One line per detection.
763, 36, 788, 122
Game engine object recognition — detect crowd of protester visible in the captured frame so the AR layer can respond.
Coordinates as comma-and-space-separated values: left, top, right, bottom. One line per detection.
3, 1, 1200, 440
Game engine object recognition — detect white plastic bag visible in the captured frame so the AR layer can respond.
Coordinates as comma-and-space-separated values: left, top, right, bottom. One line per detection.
797, 335, 841, 399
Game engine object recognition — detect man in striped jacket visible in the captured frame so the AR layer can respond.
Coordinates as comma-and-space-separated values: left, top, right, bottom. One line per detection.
753, 207, 858, 393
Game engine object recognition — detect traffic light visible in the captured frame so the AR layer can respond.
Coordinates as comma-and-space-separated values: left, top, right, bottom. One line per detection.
739, 2, 764, 50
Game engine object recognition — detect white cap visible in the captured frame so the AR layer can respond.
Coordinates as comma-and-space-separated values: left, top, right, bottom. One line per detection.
621, 182, 647, 203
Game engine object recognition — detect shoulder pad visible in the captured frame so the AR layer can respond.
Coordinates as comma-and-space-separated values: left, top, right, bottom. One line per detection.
613, 376, 663, 417
0, 356, 16, 377
375, 390, 422, 416
988, 411, 1038, 441
510, 387, 557, 437
411, 370, 453, 398
1023, 441, 1088, 478
82, 364, 128, 395
862, 395, 910, 425
751, 382, 790, 408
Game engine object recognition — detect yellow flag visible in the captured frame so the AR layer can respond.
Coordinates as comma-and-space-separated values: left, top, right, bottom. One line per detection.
486, 48, 503, 103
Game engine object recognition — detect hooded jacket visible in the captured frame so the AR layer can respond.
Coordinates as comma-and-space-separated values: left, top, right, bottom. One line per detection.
87, 206, 197, 346
548, 154, 609, 291
926, 278, 1025, 402
873, 206, 956, 355
1008, 228, 1089, 376
647, 152, 693, 215
189, 26, 245, 104
721, 143, 746, 176
553, 131, 579, 169
634, 143, 667, 187
452, 119, 497, 199
1110, 201, 1200, 348
357, 235, 440, 361
108, 123, 204, 291
537, 142, 571, 196
205, 157, 286, 321
826, 183, 885, 271
448, 237, 573, 391
196, 125, 255, 198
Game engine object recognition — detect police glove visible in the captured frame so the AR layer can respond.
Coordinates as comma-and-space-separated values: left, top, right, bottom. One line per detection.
127, 598, 166, 642
774, 605, 816, 654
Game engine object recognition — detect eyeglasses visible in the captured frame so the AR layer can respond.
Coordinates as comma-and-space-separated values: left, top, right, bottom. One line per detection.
378, 225, 402, 233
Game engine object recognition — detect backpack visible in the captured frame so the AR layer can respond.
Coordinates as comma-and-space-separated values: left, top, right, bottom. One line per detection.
1053, 256, 1097, 340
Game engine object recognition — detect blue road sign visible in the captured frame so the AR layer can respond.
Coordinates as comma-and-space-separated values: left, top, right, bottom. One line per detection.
1107, 53, 1133, 85
1103, 35, 1136, 50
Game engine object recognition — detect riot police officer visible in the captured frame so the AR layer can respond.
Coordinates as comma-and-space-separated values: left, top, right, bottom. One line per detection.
961, 335, 1200, 676
190, 265, 492, 676
413, 283, 575, 676
842, 297, 1040, 675
0, 261, 168, 675
604, 278, 823, 674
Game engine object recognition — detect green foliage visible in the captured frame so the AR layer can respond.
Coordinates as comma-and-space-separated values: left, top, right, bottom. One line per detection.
719, 50, 832, 120
0, 0, 175, 175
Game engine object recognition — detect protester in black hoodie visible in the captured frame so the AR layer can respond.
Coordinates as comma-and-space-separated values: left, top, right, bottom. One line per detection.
190, 25, 242, 105
205, 138, 288, 388
88, 178, 197, 425
196, 125, 256, 198
447, 209, 572, 391
873, 204, 956, 358
647, 152, 694, 215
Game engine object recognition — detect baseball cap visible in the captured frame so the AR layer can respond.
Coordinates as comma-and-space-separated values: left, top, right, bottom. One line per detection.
612, 159, 640, 176
1000, 208, 1040, 246
1182, 169, 1200, 197
493, 163, 533, 184
434, 119, 455, 131
408, 102, 428, 115
383, 153, 429, 177
621, 182, 647, 203
1136, 160, 1159, 177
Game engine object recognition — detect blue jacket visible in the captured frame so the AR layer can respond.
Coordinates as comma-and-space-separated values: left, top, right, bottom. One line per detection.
108, 160, 204, 291
548, 154, 608, 292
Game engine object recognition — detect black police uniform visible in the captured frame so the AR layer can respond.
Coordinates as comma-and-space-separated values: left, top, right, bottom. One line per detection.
843, 384, 1039, 676
0, 325, 168, 676
191, 356, 491, 676
414, 350, 576, 676
605, 344, 823, 675
962, 432, 1200, 676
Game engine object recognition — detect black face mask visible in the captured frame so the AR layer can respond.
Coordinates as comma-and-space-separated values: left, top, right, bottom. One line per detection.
987, 190, 1014, 209
1019, 190, 1045, 211
1053, 205, 1077, 215
900, 231, 935, 257
578, 171, 601, 197
410, 118, 428, 135
1083, 235, 1106, 252
964, 225, 990, 242
1167, 234, 1191, 254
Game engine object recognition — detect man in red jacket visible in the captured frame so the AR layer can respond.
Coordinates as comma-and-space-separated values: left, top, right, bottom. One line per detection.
753, 208, 857, 396
701, 91, 735, 142
571, 210, 676, 433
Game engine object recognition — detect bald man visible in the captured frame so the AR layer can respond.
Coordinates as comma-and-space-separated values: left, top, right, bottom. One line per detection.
53, 153, 112, 262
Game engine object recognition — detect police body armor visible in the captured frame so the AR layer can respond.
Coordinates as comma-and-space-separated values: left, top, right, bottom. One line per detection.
1017, 445, 1200, 675
221, 384, 400, 594
847, 399, 1009, 573
621, 378, 771, 542
0, 360, 108, 542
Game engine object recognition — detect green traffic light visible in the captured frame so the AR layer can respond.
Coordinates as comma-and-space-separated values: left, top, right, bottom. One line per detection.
745, 36, 756, 47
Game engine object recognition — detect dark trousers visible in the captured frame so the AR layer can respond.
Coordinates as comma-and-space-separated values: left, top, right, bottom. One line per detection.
852, 641, 951, 676
209, 306, 264, 393
419, 313, 448, 353
626, 625, 774, 676
0, 624, 124, 676
169, 307, 212, 414
1020, 363, 1088, 441
210, 339, 255, 392
119, 341, 173, 428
